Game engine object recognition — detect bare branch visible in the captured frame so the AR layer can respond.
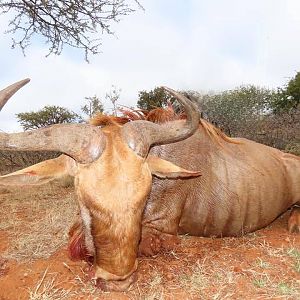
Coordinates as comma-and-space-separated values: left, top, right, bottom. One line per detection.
0, 0, 143, 61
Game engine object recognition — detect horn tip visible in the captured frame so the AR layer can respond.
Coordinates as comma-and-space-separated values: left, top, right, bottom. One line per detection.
22, 78, 31, 84
162, 86, 176, 94
162, 86, 171, 90
15, 78, 31, 89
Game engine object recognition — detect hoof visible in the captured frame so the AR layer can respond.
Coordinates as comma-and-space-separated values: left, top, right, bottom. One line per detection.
288, 207, 300, 233
139, 233, 161, 257
160, 234, 180, 251
139, 231, 181, 257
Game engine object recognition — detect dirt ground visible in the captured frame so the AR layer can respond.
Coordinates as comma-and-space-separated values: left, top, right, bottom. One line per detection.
0, 183, 300, 300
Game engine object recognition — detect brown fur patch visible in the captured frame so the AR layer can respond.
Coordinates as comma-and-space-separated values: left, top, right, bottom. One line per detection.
146, 108, 176, 123
89, 114, 129, 126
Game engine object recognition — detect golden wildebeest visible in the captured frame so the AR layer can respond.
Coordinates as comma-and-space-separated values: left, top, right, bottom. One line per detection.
0, 79, 299, 291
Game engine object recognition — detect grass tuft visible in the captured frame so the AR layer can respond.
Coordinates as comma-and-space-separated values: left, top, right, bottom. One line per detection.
255, 258, 270, 269
277, 282, 296, 296
287, 248, 300, 259
253, 277, 267, 288
180, 260, 209, 294
28, 268, 72, 300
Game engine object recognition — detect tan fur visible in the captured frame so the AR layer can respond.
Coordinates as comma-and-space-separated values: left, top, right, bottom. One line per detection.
0, 155, 76, 185
74, 127, 153, 278
142, 130, 300, 243
199, 119, 240, 144
146, 155, 201, 178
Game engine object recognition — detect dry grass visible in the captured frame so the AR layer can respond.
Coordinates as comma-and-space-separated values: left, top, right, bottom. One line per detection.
28, 268, 73, 300
131, 269, 165, 300
1, 182, 300, 299
178, 257, 237, 299
179, 260, 209, 294
62, 262, 100, 298
129, 228, 300, 299
177, 258, 299, 299
0, 182, 77, 261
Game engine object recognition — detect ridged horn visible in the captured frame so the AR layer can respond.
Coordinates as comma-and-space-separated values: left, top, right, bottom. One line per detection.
0, 78, 30, 111
0, 124, 106, 164
121, 87, 200, 156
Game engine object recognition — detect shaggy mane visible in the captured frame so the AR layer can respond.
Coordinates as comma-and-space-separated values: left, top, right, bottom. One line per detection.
89, 114, 129, 126
89, 107, 237, 144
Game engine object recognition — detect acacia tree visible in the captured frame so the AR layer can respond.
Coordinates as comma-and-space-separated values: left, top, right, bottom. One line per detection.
16, 105, 80, 130
0, 0, 142, 60
137, 87, 176, 111
81, 95, 104, 119
197, 85, 274, 137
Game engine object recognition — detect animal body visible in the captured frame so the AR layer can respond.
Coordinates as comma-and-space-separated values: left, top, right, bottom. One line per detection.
0, 79, 299, 291
144, 127, 300, 241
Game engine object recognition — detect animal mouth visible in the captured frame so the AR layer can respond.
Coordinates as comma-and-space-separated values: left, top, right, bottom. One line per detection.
68, 221, 138, 291
95, 271, 138, 291
91, 262, 138, 291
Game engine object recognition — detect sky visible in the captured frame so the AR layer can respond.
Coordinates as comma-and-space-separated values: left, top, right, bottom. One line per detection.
0, 0, 300, 132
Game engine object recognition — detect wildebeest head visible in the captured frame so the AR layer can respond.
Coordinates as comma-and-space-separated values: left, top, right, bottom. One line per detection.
0, 80, 201, 290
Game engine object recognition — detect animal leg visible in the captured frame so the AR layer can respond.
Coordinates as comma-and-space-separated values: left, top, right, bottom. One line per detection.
139, 228, 180, 257
288, 205, 300, 233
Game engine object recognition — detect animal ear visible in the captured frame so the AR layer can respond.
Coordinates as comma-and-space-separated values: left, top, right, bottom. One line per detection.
146, 155, 201, 179
0, 155, 77, 186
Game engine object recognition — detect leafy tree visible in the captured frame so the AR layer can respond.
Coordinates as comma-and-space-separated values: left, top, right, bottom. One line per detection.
272, 72, 300, 113
0, 0, 143, 60
183, 84, 298, 152
287, 72, 300, 104
16, 105, 80, 131
81, 95, 104, 119
137, 87, 176, 111
199, 85, 273, 137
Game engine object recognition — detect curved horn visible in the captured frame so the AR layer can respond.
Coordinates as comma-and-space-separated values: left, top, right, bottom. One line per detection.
121, 87, 200, 156
0, 124, 106, 164
0, 78, 30, 111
